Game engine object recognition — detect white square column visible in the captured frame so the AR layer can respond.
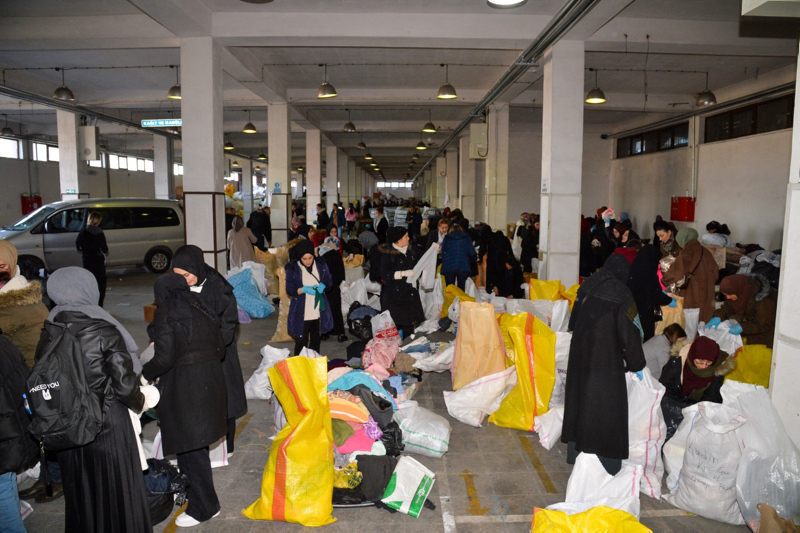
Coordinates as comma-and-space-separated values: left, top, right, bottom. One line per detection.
268, 102, 291, 245
306, 129, 322, 218
153, 135, 174, 199
539, 40, 585, 286
459, 135, 476, 219
486, 104, 510, 229
444, 149, 459, 208
239, 159, 252, 220
56, 110, 89, 199
181, 36, 225, 271
339, 152, 350, 206
326, 146, 339, 213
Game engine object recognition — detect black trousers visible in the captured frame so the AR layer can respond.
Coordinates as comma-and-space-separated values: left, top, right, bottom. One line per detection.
294, 319, 320, 355
443, 270, 470, 290
176, 447, 220, 522
226, 417, 236, 453
83, 257, 107, 307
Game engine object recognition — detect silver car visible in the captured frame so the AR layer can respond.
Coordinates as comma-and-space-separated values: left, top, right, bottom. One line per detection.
0, 198, 185, 273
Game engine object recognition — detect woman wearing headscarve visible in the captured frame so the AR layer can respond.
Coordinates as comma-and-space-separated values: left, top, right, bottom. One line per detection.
143, 274, 227, 527
379, 226, 425, 336
627, 244, 673, 342
485, 231, 524, 299
660, 227, 719, 323
226, 214, 257, 270
659, 336, 736, 439
520, 215, 539, 273
318, 242, 348, 343
561, 255, 646, 476
285, 239, 333, 355
171, 245, 247, 454
709, 273, 777, 348
39, 267, 150, 532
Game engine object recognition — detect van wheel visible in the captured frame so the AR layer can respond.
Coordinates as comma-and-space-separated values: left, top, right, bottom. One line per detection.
145, 249, 171, 273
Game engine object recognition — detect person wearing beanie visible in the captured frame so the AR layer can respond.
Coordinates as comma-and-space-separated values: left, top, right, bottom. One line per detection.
710, 273, 777, 348
0, 241, 49, 368
285, 239, 333, 355
378, 227, 424, 337
661, 228, 719, 323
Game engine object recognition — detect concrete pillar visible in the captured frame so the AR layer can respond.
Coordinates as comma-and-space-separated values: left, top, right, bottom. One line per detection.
538, 40, 584, 286
326, 146, 339, 213
181, 37, 225, 271
339, 152, 349, 206
433, 156, 446, 207
240, 159, 252, 220
268, 102, 291, 245
486, 104, 510, 230
153, 135, 174, 199
306, 129, 322, 221
770, 41, 800, 447
346, 159, 356, 206
459, 135, 476, 220
444, 149, 458, 208
55, 110, 89, 199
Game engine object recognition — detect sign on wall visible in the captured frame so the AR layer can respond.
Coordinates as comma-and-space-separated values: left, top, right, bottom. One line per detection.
141, 119, 182, 128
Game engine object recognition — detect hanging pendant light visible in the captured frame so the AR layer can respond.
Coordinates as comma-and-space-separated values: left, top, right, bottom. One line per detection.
422, 109, 437, 133
167, 65, 181, 100
257, 152, 267, 161
242, 109, 257, 134
224, 133, 235, 151
585, 68, 606, 104
356, 132, 367, 150
231, 160, 240, 168
696, 72, 717, 107
412, 153, 420, 160
364, 152, 373, 160
343, 108, 356, 133
487, 0, 528, 8
1, 114, 13, 137
297, 165, 304, 172
317, 64, 337, 99
254, 165, 262, 171
369, 162, 377, 167
52, 68, 75, 101
437, 64, 457, 100
416, 141, 427, 150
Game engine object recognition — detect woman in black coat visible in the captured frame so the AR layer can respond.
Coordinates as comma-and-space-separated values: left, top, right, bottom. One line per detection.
171, 245, 247, 453
627, 245, 673, 342
319, 243, 348, 343
485, 231, 524, 298
75, 211, 109, 306
379, 226, 425, 336
561, 255, 646, 476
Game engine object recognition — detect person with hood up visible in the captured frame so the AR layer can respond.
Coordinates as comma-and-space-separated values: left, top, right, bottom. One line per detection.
41, 267, 150, 531
379, 226, 425, 337
561, 254, 646, 476
318, 243, 348, 343
659, 336, 736, 439
143, 273, 227, 528
226, 215, 257, 270
0, 241, 49, 368
75, 212, 109, 306
171, 246, 247, 454
709, 273, 777, 348
440, 224, 477, 290
285, 239, 333, 354
661, 227, 719, 323
627, 244, 674, 342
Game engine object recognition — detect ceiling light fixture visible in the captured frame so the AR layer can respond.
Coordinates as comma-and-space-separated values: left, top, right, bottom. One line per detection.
585, 68, 606, 104
696, 72, 717, 107
487, 0, 528, 7
257, 152, 267, 161
416, 141, 427, 150
167, 65, 181, 100
422, 109, 437, 133
242, 109, 257, 134
356, 132, 367, 150
412, 153, 420, 160
437, 64, 457, 100
231, 160, 240, 168
1, 114, 13, 136
364, 152, 373, 160
370, 162, 377, 167
224, 134, 235, 151
52, 68, 75, 101
254, 165, 262, 171
343, 108, 356, 133
297, 166, 304, 172
317, 64, 337, 99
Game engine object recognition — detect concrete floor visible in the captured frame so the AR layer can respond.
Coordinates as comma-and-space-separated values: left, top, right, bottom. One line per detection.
20, 268, 750, 532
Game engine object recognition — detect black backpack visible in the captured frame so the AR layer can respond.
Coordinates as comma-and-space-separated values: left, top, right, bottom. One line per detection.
27, 321, 104, 451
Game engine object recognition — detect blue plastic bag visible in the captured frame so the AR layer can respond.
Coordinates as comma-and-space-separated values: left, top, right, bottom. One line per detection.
228, 269, 275, 319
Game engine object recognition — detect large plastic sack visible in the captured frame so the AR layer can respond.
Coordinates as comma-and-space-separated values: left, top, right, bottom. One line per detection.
420, 275, 444, 321
344, 265, 364, 285
725, 344, 772, 388
623, 369, 667, 499
553, 452, 642, 519
662, 404, 701, 491
411, 344, 454, 373
441, 284, 474, 318
533, 404, 564, 450
698, 320, 744, 355
720, 379, 766, 405
245, 345, 291, 400
451, 301, 508, 390
393, 400, 451, 458
339, 281, 353, 319
254, 248, 279, 296
380, 456, 436, 517
654, 295, 685, 335
550, 300, 570, 332
683, 308, 700, 340
558, 284, 580, 310
243, 356, 336, 527
443, 366, 516, 427
412, 244, 439, 290
228, 268, 275, 318
371, 310, 401, 345
229, 261, 268, 295
664, 402, 747, 525
447, 296, 461, 322
269, 267, 293, 342
734, 389, 800, 532
529, 279, 564, 301
464, 276, 477, 299
550, 332, 571, 408
489, 314, 556, 431
532, 505, 649, 533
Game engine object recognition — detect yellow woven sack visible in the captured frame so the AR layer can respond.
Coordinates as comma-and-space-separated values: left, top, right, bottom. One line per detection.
654, 295, 685, 335
254, 248, 279, 295
441, 284, 475, 318
344, 254, 364, 268
726, 344, 772, 388
560, 284, 580, 310
489, 314, 556, 430
243, 356, 336, 527
269, 267, 293, 343
529, 279, 564, 301
532, 505, 651, 532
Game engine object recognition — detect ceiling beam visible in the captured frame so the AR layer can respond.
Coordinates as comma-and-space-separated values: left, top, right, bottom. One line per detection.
127, 0, 212, 38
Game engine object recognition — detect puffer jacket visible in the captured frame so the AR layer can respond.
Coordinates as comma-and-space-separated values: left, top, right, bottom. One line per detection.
0, 277, 49, 368
713, 273, 778, 348
0, 336, 38, 475
440, 230, 477, 274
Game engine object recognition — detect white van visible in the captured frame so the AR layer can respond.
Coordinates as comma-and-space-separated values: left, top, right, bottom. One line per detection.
0, 198, 185, 273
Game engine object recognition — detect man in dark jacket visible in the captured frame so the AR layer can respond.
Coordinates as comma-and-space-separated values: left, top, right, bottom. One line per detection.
374, 208, 388, 244
406, 205, 422, 241
315, 203, 330, 229
246, 205, 272, 251
440, 226, 476, 290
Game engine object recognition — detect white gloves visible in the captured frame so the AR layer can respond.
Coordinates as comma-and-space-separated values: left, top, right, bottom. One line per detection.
403, 269, 416, 279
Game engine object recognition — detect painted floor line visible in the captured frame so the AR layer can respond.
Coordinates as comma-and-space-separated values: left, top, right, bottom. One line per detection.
454, 513, 532, 524
640, 509, 693, 517
439, 455, 457, 533
518, 435, 558, 494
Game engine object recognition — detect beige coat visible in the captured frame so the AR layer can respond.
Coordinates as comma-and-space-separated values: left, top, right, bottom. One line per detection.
227, 227, 257, 270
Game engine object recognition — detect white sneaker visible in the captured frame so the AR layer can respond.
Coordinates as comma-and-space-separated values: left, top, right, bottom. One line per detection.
175, 510, 220, 528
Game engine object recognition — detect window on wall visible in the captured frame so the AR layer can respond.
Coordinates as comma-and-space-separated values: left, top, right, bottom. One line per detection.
0, 138, 21, 159
173, 163, 183, 176
616, 122, 690, 159
705, 93, 794, 143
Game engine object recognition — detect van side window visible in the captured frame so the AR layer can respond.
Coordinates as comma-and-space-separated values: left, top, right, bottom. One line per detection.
45, 208, 87, 233
130, 207, 180, 228
93, 208, 133, 230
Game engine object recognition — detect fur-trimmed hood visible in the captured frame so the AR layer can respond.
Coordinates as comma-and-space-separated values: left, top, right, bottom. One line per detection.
378, 243, 404, 256
669, 337, 737, 377
0, 278, 43, 308
747, 272, 773, 303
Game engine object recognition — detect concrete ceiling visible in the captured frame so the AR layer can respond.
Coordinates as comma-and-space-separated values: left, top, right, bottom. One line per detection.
0, 0, 796, 178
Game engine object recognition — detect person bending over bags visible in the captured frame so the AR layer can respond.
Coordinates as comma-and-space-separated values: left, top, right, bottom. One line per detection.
285, 239, 333, 355
659, 336, 736, 440
708, 273, 777, 348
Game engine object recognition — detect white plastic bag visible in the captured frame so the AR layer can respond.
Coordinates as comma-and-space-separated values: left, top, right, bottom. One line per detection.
443, 366, 516, 427
506, 298, 546, 318
344, 265, 364, 285
366, 294, 382, 311
244, 345, 290, 400
381, 456, 436, 517
412, 244, 439, 290
420, 276, 444, 321
351, 278, 368, 307
734, 389, 800, 532
720, 379, 766, 406
533, 404, 564, 450
550, 300, 570, 332
362, 278, 382, 295
411, 344, 454, 373
623, 369, 667, 499
665, 402, 748, 525
683, 308, 700, 340
698, 320, 744, 354
447, 296, 460, 323
371, 310, 401, 344
393, 400, 451, 458
550, 452, 642, 519
549, 332, 571, 408
208, 437, 229, 468
340, 280, 353, 320
464, 276, 477, 299
662, 403, 701, 491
